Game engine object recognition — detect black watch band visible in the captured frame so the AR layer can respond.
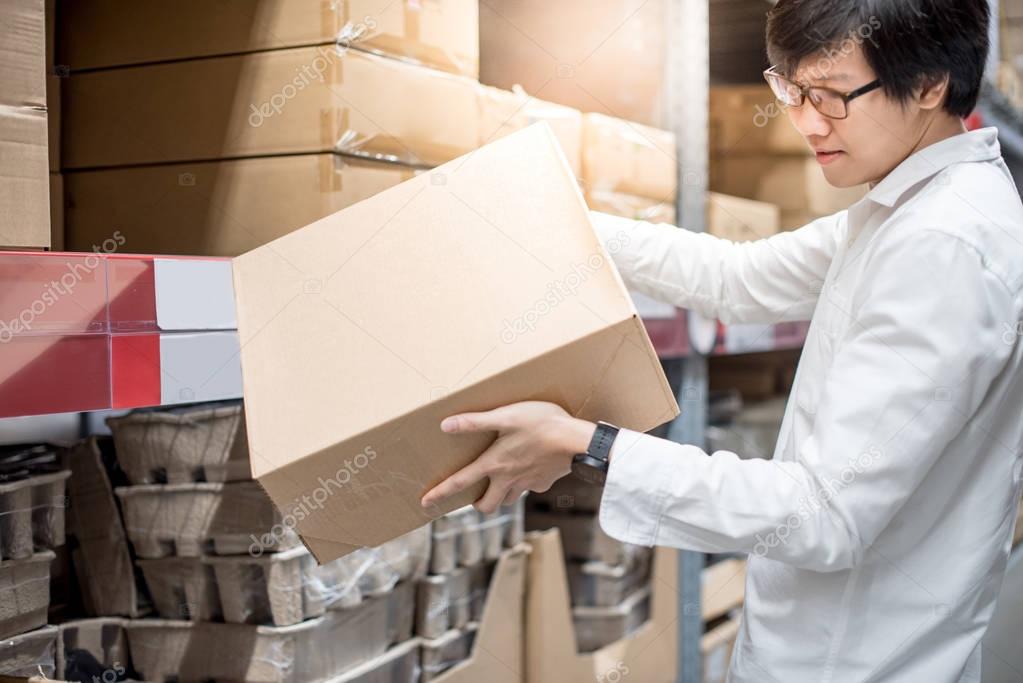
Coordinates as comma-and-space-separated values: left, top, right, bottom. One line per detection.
571, 421, 620, 485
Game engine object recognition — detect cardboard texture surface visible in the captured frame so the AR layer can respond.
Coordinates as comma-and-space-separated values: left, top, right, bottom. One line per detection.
710, 85, 810, 156
63, 46, 480, 169
232, 125, 678, 562
478, 86, 583, 177
479, 0, 667, 127
0, 0, 49, 249
707, 192, 781, 242
710, 155, 867, 217
525, 530, 677, 682
59, 0, 479, 77
581, 113, 676, 201
65, 155, 415, 256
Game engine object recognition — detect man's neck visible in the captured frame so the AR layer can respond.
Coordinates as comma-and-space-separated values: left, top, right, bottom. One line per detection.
869, 114, 968, 188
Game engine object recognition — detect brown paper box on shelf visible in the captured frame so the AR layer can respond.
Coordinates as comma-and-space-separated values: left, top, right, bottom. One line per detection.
581, 113, 676, 201
702, 559, 746, 622
63, 47, 479, 170
59, 0, 479, 78
479, 0, 667, 127
586, 191, 676, 226
478, 86, 583, 177
710, 85, 810, 156
707, 192, 781, 243
0, 0, 50, 250
65, 154, 415, 257
701, 617, 741, 683
232, 124, 679, 562
525, 529, 677, 682
710, 155, 867, 217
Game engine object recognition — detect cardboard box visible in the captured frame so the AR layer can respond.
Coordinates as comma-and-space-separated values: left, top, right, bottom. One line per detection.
479, 86, 583, 177
701, 617, 740, 683
710, 155, 867, 217
707, 192, 781, 242
702, 559, 745, 622
479, 0, 667, 127
0, 0, 50, 250
58, 0, 480, 77
710, 85, 809, 156
581, 113, 676, 201
65, 154, 415, 256
63, 47, 480, 170
526, 529, 677, 681
232, 124, 678, 562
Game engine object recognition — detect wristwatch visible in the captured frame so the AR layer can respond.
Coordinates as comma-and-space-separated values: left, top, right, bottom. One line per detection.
571, 421, 620, 485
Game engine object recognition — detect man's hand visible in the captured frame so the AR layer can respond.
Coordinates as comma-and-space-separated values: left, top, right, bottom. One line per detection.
420, 401, 596, 514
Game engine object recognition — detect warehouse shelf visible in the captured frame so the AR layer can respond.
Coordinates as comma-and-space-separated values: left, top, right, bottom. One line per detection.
978, 82, 1023, 160
0, 250, 805, 418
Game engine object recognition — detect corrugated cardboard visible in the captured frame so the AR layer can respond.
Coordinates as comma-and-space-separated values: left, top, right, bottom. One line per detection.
707, 192, 781, 242
710, 155, 867, 217
479, 86, 583, 178
710, 85, 810, 156
58, 0, 480, 77
63, 46, 480, 169
231, 124, 678, 563
581, 113, 676, 201
525, 529, 677, 682
0, 0, 50, 250
479, 0, 667, 127
65, 154, 415, 256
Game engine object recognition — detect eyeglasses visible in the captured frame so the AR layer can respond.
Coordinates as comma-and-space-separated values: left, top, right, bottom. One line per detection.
763, 66, 882, 120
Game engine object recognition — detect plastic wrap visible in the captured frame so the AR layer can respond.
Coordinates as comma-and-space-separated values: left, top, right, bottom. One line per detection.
106, 402, 250, 484
580, 113, 677, 201
585, 189, 676, 226
114, 482, 298, 558
430, 502, 523, 574
0, 625, 58, 679
566, 552, 653, 608
415, 561, 495, 639
56, 618, 130, 683
419, 624, 478, 682
0, 551, 54, 640
328, 637, 421, 683
572, 587, 651, 653
0, 470, 70, 561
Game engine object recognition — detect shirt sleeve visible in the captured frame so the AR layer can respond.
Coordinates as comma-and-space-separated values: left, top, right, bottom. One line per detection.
590, 209, 842, 324
598, 227, 1016, 571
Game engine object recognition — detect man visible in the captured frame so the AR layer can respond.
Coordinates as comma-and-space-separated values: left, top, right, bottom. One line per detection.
422, 1, 1023, 680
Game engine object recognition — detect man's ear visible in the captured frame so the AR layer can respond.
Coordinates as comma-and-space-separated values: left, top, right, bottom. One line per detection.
916, 73, 950, 111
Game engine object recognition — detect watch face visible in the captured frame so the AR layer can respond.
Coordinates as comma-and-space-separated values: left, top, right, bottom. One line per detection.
571, 459, 607, 486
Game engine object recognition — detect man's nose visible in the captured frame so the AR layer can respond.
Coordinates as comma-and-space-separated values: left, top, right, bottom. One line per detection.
788, 102, 833, 142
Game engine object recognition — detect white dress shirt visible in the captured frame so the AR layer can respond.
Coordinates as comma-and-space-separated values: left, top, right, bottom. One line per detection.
592, 128, 1023, 682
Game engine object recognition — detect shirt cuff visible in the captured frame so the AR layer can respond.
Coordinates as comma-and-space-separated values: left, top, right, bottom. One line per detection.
598, 428, 671, 547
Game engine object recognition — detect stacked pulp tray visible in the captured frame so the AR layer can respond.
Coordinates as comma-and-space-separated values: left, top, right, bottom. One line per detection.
525, 478, 654, 652
126, 582, 415, 683
138, 527, 430, 625
0, 624, 59, 678
428, 500, 524, 574
0, 551, 56, 640
106, 402, 250, 484
56, 618, 131, 682
0, 445, 71, 561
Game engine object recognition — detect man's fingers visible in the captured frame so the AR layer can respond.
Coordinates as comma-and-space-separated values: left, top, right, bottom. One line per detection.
501, 487, 525, 508
421, 458, 490, 508
475, 480, 511, 515
440, 409, 506, 434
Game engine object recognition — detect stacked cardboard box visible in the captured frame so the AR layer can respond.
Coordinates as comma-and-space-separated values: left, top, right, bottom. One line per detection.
999, 1, 1023, 110
0, 445, 70, 680
700, 558, 746, 683
0, 0, 52, 250
709, 85, 867, 229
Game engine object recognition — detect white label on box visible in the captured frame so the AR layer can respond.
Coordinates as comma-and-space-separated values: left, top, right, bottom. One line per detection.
160, 332, 242, 405
155, 259, 237, 330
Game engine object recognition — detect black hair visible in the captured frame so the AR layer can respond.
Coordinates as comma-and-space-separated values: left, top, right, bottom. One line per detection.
766, 0, 990, 118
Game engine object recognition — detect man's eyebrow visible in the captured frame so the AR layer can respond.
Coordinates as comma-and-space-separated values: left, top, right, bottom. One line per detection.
808, 72, 853, 83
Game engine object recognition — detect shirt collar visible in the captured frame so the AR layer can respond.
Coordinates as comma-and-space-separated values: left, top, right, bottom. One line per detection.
864, 127, 1002, 208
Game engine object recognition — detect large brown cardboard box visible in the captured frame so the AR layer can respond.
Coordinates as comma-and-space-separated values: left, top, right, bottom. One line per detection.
710, 155, 867, 217
59, 0, 480, 78
231, 124, 679, 563
479, 86, 583, 178
479, 0, 667, 128
707, 192, 781, 242
710, 85, 809, 156
586, 191, 676, 226
525, 529, 677, 682
63, 46, 480, 170
65, 155, 414, 256
0, 0, 50, 250
582, 113, 676, 202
